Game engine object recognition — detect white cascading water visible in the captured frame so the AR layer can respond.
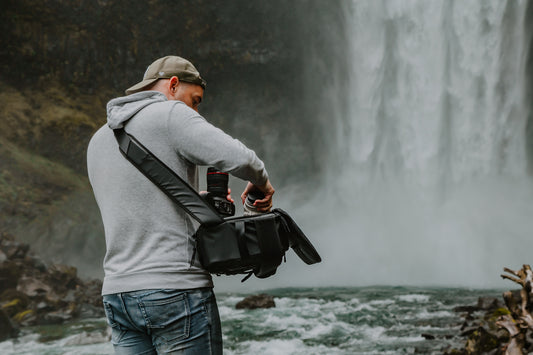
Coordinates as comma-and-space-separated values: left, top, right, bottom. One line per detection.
272, 0, 533, 289
216, 0, 533, 292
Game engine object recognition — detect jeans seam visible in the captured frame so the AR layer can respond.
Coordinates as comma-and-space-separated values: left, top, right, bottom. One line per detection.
184, 292, 191, 338
207, 324, 212, 355
119, 293, 144, 333
202, 291, 213, 354
138, 301, 151, 330
103, 301, 118, 328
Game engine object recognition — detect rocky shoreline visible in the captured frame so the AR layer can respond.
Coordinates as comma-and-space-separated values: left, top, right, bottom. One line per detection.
0, 232, 104, 342
444, 265, 533, 354
443, 295, 509, 354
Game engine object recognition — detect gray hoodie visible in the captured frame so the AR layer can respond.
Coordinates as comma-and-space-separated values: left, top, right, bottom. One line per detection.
87, 91, 268, 294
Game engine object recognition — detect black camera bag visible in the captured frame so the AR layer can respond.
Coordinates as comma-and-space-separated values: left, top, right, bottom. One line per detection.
195, 211, 288, 279
195, 207, 320, 280
114, 127, 321, 281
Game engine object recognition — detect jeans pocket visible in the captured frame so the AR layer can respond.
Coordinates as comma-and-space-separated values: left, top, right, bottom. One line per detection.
139, 291, 190, 342
103, 300, 118, 328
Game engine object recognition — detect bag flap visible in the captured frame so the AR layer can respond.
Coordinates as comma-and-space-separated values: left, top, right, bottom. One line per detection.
273, 208, 321, 265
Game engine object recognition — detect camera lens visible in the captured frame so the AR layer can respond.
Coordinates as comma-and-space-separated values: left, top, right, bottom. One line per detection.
246, 190, 265, 204
243, 190, 266, 216
206, 167, 229, 196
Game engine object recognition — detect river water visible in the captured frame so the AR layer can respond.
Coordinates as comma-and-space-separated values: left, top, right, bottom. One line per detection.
0, 286, 504, 355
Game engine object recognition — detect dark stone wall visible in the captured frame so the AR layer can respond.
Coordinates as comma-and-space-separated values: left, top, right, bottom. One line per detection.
1, 0, 295, 91
0, 0, 348, 183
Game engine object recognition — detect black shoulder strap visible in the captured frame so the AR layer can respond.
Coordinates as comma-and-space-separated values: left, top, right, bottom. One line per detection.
113, 127, 224, 226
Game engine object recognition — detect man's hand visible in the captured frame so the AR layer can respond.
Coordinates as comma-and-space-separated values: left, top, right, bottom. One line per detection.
226, 188, 234, 203
241, 180, 275, 212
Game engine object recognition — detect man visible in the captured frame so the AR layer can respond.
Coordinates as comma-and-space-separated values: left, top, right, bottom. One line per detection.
87, 55, 274, 354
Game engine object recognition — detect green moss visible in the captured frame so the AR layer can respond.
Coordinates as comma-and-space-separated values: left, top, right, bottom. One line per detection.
13, 309, 33, 323
0, 136, 88, 220
487, 307, 512, 327
0, 80, 105, 174
492, 307, 511, 317
1, 299, 21, 309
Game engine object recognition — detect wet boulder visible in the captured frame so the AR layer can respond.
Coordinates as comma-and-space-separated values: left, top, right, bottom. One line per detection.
1, 238, 29, 260
17, 276, 53, 298
477, 297, 502, 311
0, 261, 22, 290
47, 264, 80, 292
0, 308, 18, 341
464, 327, 502, 354
236, 294, 276, 310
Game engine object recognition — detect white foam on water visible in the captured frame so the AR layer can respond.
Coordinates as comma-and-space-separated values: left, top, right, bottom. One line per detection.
227, 338, 342, 355
369, 299, 395, 306
0, 334, 44, 355
58, 343, 113, 355
58, 330, 110, 346
352, 303, 378, 312
262, 312, 310, 328
351, 325, 425, 345
348, 297, 361, 305
218, 305, 249, 319
0, 335, 113, 355
411, 308, 455, 320
302, 321, 338, 339
362, 325, 386, 340
320, 300, 349, 309
396, 294, 430, 303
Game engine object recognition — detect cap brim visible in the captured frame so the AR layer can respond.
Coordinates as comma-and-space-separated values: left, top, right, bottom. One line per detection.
125, 78, 159, 95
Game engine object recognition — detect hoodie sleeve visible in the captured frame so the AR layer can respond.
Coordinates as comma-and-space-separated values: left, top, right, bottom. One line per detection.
166, 102, 269, 186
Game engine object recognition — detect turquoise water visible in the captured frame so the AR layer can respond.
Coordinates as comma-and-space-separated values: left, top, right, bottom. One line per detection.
0, 287, 503, 354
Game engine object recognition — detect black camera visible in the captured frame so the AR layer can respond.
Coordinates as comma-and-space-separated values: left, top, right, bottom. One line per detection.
203, 167, 235, 217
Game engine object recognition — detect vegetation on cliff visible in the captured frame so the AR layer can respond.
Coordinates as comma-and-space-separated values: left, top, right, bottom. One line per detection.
0, 0, 347, 275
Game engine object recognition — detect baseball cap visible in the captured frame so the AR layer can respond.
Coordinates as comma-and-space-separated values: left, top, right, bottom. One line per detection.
125, 56, 206, 95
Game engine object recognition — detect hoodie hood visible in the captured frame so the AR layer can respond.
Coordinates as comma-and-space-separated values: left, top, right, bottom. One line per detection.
106, 91, 167, 129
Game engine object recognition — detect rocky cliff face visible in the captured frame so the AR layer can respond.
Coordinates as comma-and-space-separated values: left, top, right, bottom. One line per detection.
0, 0, 347, 276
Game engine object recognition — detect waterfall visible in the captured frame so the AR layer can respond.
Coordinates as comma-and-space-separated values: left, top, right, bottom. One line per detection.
338, 0, 528, 187
278, 0, 533, 288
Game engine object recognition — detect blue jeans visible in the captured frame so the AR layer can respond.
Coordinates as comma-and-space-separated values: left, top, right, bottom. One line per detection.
102, 288, 222, 355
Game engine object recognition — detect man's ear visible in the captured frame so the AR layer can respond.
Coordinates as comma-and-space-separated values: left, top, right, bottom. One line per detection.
169, 76, 180, 93
168, 76, 180, 93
